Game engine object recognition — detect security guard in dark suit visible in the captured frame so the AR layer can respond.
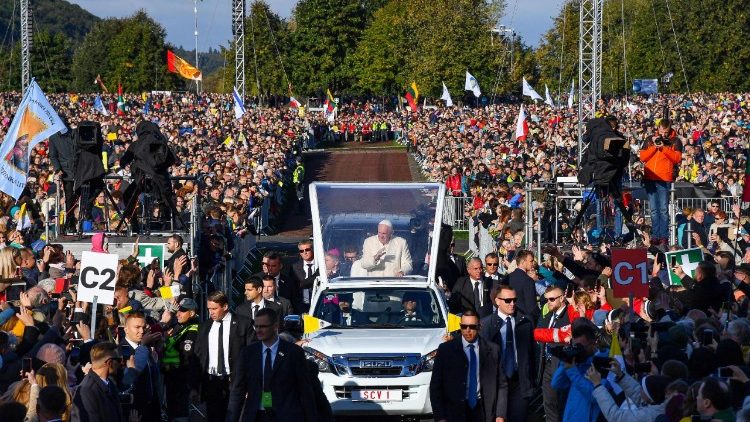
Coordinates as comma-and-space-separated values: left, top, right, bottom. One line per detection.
162, 298, 200, 421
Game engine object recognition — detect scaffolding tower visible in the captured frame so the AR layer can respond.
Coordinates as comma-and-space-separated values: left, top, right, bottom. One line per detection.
232, 0, 245, 99
577, 0, 603, 167
20, 0, 31, 91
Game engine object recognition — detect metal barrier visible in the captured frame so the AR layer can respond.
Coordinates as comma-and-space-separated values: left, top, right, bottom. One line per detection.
442, 195, 471, 231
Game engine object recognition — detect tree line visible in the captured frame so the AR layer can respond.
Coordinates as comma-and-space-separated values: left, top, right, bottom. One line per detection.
0, 0, 746, 96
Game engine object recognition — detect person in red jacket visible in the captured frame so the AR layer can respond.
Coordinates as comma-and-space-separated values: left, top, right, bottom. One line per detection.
445, 166, 462, 196
639, 119, 682, 245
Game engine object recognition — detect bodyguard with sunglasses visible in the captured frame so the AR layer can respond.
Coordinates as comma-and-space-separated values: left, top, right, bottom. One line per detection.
480, 285, 536, 422
430, 310, 508, 422
537, 286, 570, 422
290, 240, 318, 313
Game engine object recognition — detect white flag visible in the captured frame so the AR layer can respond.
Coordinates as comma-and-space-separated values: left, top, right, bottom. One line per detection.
568, 79, 575, 108
544, 84, 555, 107
465, 71, 481, 98
232, 87, 246, 120
626, 102, 639, 113
515, 105, 528, 141
441, 82, 454, 107
522, 78, 543, 102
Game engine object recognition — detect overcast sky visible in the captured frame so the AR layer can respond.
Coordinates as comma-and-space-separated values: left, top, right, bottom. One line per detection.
67, 0, 561, 52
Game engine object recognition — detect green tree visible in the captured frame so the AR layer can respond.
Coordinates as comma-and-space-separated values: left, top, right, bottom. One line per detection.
348, 0, 409, 95
289, 0, 369, 94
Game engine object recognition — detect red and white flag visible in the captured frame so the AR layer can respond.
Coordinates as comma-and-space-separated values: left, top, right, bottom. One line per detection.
289, 97, 301, 109
515, 105, 529, 141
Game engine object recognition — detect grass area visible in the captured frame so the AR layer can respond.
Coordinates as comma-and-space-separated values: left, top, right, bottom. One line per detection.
453, 230, 469, 240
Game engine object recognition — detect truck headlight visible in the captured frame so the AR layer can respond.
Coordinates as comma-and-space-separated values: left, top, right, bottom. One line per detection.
304, 347, 332, 373
418, 349, 438, 373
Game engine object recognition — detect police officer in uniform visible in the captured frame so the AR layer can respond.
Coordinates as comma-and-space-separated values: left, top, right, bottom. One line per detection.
162, 298, 200, 421
293, 157, 306, 214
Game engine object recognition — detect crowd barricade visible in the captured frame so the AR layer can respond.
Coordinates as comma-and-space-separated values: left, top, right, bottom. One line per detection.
442, 195, 471, 231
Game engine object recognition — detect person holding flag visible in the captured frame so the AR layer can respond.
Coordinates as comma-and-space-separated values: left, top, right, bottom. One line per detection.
233, 87, 246, 120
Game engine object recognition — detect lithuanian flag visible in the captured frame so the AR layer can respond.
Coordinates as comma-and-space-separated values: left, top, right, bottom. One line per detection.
405, 82, 419, 111
324, 89, 336, 113
117, 84, 125, 116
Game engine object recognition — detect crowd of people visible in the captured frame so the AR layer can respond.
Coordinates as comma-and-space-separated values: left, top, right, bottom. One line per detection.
0, 88, 748, 422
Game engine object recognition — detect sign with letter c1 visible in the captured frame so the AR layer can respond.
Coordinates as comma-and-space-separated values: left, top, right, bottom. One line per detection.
610, 248, 649, 298
77, 251, 119, 306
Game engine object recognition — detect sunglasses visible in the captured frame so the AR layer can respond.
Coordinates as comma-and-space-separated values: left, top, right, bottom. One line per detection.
486, 262, 499, 267
460, 324, 479, 330
497, 297, 517, 303
298, 248, 312, 253
544, 295, 562, 302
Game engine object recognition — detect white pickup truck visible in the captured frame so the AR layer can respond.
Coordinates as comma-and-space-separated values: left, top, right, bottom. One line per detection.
302, 182, 448, 417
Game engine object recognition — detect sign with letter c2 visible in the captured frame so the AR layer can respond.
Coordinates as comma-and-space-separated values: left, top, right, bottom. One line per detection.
77, 251, 119, 306
610, 248, 649, 298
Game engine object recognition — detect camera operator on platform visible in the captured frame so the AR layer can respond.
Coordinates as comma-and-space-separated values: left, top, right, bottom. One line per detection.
639, 118, 682, 245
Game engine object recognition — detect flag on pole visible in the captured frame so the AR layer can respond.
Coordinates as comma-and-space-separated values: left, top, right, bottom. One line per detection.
664, 248, 704, 285
465, 71, 481, 98
289, 96, 301, 109
232, 87, 246, 120
117, 84, 125, 116
223, 135, 233, 147
158, 285, 181, 299
166, 50, 202, 81
447, 313, 461, 333
441, 82, 453, 107
0, 80, 66, 199
405, 82, 419, 111
303, 314, 332, 335
93, 95, 109, 116
568, 79, 575, 108
522, 78, 543, 102
324, 89, 337, 114
515, 105, 529, 141
544, 84, 555, 107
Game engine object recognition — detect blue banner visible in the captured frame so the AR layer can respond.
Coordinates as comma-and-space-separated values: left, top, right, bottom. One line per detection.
632, 79, 658, 95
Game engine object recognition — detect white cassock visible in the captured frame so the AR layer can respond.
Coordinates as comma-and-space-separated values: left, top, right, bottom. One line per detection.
360, 235, 413, 277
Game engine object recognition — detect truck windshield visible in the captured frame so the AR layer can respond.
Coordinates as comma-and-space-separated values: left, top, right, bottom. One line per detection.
312, 184, 441, 279
312, 288, 446, 329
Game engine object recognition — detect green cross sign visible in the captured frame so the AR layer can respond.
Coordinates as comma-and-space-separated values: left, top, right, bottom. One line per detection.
137, 244, 165, 269
664, 248, 703, 286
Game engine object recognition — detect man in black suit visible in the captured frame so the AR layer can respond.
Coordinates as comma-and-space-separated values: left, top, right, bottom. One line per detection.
262, 276, 293, 319
451, 240, 468, 278
430, 310, 508, 422
119, 311, 161, 422
480, 285, 536, 422
450, 257, 492, 317
236, 277, 282, 323
71, 342, 126, 422
506, 250, 541, 324
483, 252, 501, 285
226, 308, 317, 422
291, 240, 318, 312
537, 286, 570, 422
337, 293, 368, 326
195, 291, 254, 422
254, 252, 303, 314
165, 234, 190, 274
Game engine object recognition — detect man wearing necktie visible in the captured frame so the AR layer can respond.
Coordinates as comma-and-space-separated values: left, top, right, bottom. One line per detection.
195, 292, 253, 422
450, 258, 492, 317
481, 285, 536, 422
537, 286, 571, 422
236, 277, 281, 333
291, 240, 319, 313
226, 308, 317, 422
430, 310, 508, 422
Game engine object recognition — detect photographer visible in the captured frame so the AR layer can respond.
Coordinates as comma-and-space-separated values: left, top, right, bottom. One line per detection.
639, 119, 682, 245
551, 318, 610, 422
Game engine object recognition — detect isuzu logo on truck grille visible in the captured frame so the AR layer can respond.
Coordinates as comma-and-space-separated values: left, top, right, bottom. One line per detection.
360, 360, 393, 368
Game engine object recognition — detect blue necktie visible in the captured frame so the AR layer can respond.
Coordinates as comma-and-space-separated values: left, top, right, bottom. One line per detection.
467, 344, 478, 408
504, 316, 516, 378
